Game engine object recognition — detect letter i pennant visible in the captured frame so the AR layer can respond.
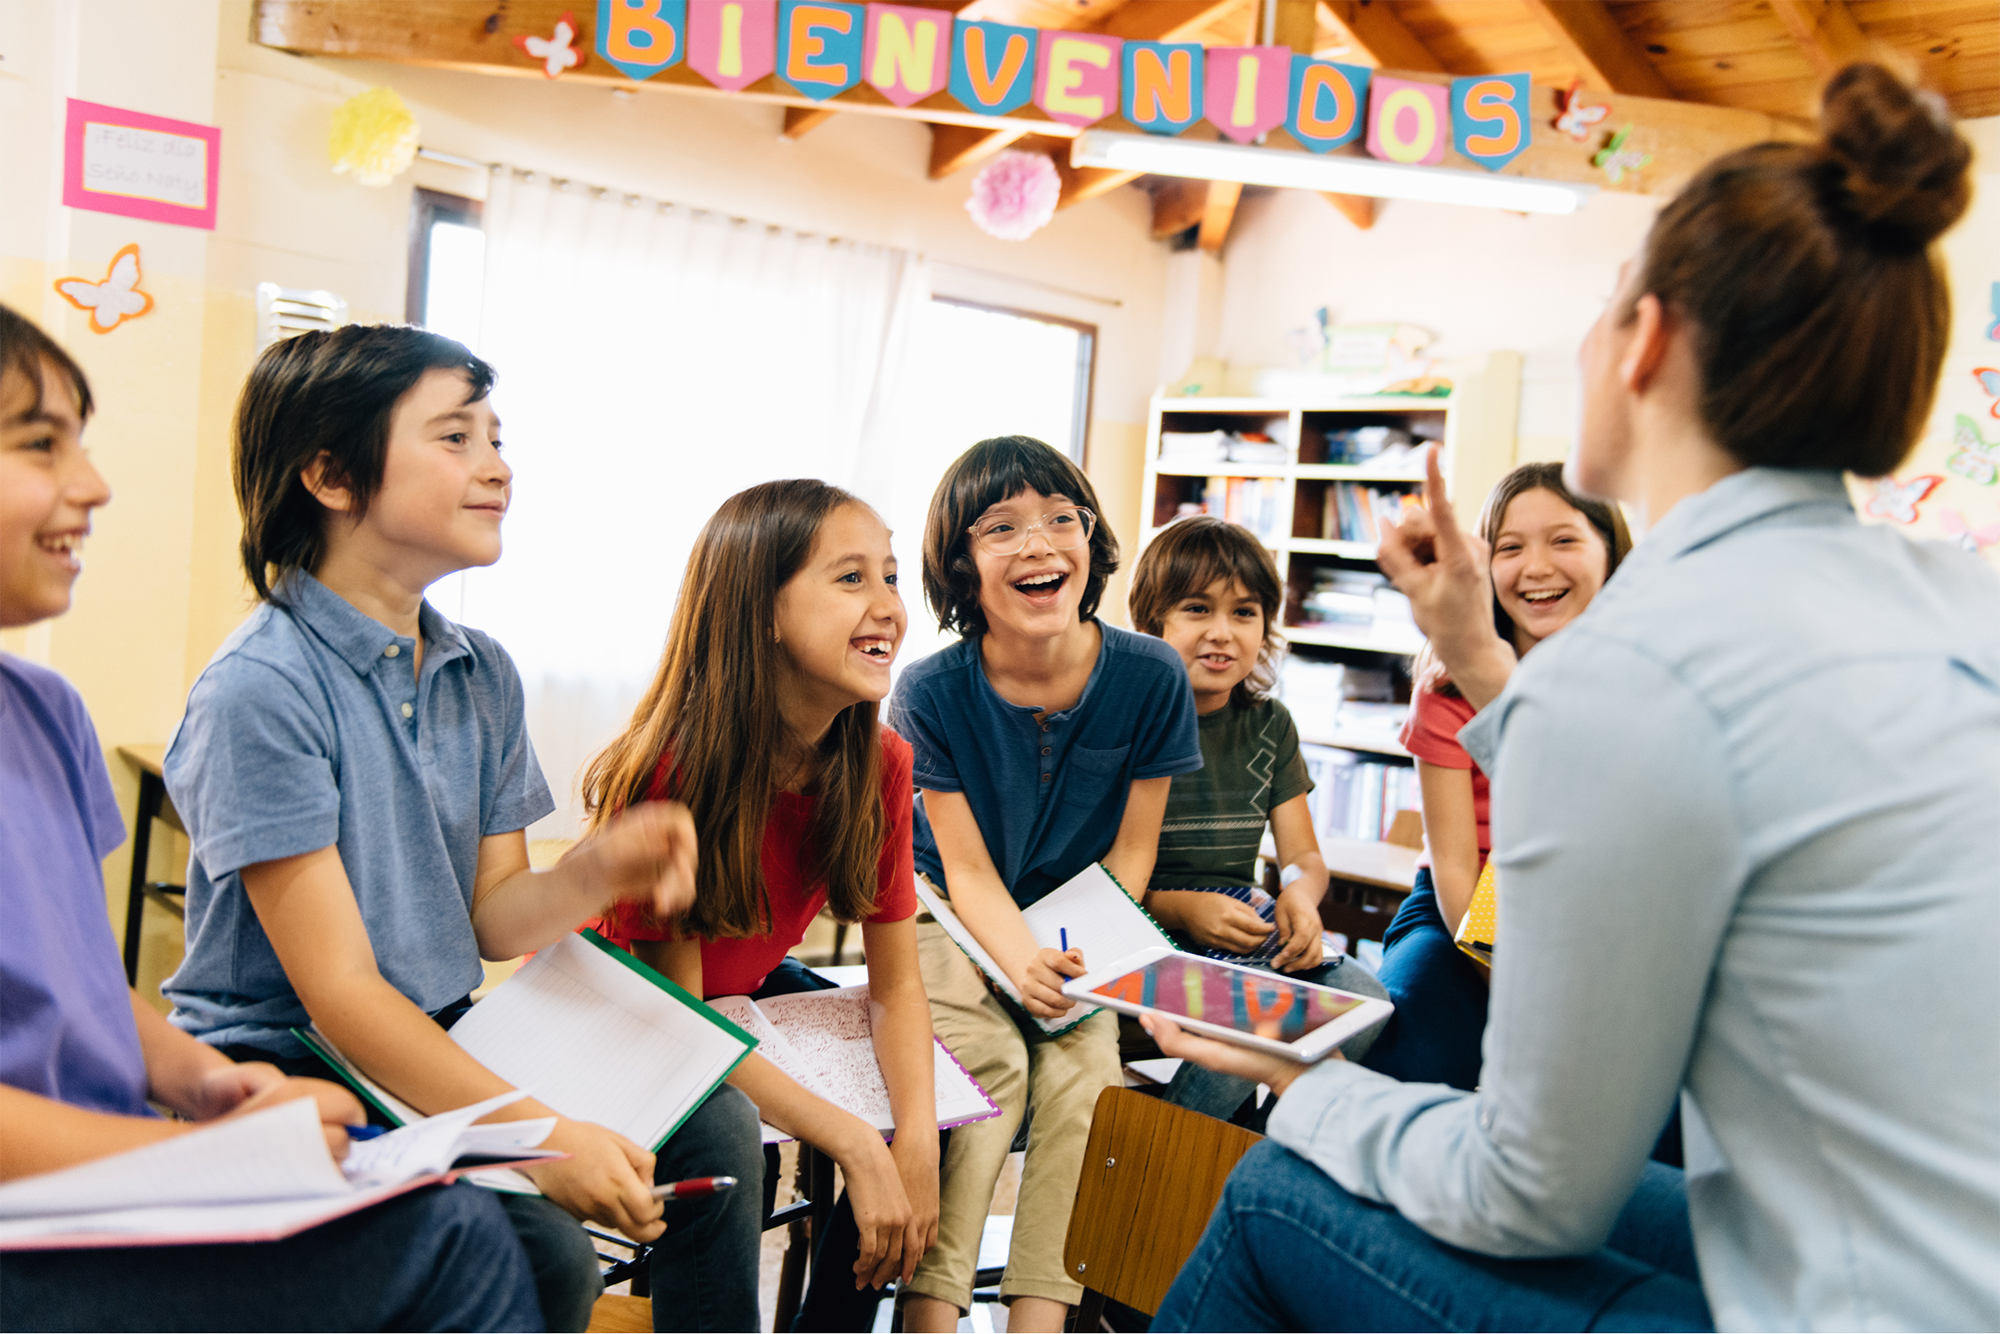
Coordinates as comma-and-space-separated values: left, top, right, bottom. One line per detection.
689, 0, 776, 92
1204, 46, 1290, 143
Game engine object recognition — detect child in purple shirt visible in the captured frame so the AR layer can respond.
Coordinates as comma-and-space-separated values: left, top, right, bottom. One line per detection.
0, 302, 540, 1332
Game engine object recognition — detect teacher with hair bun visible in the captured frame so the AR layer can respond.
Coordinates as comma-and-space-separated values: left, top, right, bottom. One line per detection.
1146, 62, 2000, 1333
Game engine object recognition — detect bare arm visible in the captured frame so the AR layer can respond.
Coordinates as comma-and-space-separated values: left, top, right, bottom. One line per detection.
862, 917, 941, 1282
243, 845, 665, 1241
469, 801, 699, 961
635, 936, 917, 1287
1101, 776, 1171, 901
919, 789, 1071, 1015
1267, 793, 1329, 973
1416, 762, 1483, 934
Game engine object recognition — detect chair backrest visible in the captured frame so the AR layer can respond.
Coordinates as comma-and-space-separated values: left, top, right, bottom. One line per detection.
1062, 1086, 1263, 1318
1385, 807, 1425, 850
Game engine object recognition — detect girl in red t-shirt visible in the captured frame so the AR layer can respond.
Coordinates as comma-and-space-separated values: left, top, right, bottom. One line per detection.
1362, 463, 1629, 1092
583, 480, 938, 1332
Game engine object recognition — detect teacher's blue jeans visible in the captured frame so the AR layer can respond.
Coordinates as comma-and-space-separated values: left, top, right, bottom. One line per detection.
1152, 1142, 1712, 1332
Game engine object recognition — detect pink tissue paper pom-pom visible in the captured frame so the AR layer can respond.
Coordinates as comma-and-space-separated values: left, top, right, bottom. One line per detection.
966, 150, 1062, 241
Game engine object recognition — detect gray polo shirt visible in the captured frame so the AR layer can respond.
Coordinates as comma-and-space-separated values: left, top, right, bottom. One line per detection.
163, 572, 553, 1056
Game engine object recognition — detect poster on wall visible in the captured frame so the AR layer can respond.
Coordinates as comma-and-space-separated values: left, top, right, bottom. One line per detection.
62, 99, 221, 230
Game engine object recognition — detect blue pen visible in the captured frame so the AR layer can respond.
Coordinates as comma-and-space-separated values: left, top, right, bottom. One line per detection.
346, 1124, 389, 1140
1061, 929, 1069, 953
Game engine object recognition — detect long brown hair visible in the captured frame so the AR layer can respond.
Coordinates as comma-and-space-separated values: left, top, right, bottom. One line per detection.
1627, 63, 1969, 476
1128, 516, 1286, 708
582, 480, 887, 937
1416, 462, 1632, 697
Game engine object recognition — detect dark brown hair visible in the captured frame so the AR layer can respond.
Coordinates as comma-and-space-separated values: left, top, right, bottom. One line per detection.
582, 480, 887, 938
1128, 515, 1286, 708
0, 303, 94, 422
922, 435, 1119, 637
1417, 462, 1632, 696
1627, 63, 1970, 476
233, 325, 496, 601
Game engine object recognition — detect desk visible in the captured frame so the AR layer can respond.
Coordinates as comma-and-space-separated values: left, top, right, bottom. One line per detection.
1318, 835, 1419, 945
116, 744, 184, 985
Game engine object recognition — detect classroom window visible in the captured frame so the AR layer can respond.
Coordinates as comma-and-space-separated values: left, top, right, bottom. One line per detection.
906, 298, 1096, 464
406, 188, 486, 347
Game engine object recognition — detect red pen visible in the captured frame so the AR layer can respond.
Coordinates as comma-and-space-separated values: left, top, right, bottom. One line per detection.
651, 1175, 738, 1201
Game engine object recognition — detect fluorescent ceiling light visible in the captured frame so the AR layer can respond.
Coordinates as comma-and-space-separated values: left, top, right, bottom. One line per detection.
1070, 131, 1596, 216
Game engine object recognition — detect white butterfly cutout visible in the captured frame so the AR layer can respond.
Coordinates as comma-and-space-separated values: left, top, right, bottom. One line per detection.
516, 11, 582, 79
1946, 414, 2000, 487
1554, 82, 1608, 141
1864, 474, 1941, 524
54, 244, 154, 334
1937, 506, 2000, 554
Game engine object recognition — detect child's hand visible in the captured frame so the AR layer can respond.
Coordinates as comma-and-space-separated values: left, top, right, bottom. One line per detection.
1141, 1014, 1317, 1098
579, 800, 699, 921
1020, 947, 1085, 1017
1269, 889, 1326, 974
888, 1128, 940, 1279
221, 1075, 366, 1160
522, 1116, 665, 1243
1171, 893, 1275, 957
840, 1134, 916, 1289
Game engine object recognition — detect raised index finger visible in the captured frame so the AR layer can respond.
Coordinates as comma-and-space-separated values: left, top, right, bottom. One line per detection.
1421, 444, 1468, 558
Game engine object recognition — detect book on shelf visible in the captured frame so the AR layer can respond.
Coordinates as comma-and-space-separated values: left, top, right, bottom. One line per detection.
1322, 483, 1419, 544
1196, 475, 1284, 543
1159, 429, 1290, 466
1304, 746, 1422, 843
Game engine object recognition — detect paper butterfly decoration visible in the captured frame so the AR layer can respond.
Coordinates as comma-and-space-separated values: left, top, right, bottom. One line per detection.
1937, 506, 2000, 554
1947, 414, 2000, 486
53, 244, 154, 334
1863, 474, 1942, 524
1975, 367, 2000, 419
1592, 126, 1651, 184
1988, 281, 1999, 342
1554, 81, 1608, 141
515, 11, 583, 79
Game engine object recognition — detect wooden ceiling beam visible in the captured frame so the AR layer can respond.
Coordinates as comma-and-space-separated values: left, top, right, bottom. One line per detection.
1313, 0, 1444, 70
1768, 0, 1872, 78
1150, 177, 1211, 239
1196, 179, 1242, 253
1098, 0, 1245, 43
928, 123, 1028, 178
782, 107, 835, 140
1518, 0, 1676, 98
1321, 191, 1376, 229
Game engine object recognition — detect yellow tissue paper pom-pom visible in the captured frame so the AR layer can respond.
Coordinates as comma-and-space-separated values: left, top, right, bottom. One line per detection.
328, 86, 419, 187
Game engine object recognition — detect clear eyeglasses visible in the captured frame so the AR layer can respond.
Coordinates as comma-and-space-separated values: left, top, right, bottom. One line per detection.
968, 507, 1097, 558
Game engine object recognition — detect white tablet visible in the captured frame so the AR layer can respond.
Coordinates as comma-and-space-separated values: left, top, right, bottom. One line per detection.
1061, 946, 1394, 1063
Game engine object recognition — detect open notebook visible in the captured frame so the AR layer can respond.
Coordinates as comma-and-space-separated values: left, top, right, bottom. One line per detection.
0, 1089, 558, 1250
708, 987, 999, 1144
298, 930, 755, 1192
914, 864, 1175, 1036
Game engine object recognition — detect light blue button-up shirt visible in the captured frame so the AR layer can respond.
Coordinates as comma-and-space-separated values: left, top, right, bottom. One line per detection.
164, 573, 553, 1056
1269, 469, 2000, 1331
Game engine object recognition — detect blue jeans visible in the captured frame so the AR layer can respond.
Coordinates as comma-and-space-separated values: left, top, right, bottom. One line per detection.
0, 1181, 544, 1331
1357, 870, 1489, 1092
1153, 1142, 1712, 1332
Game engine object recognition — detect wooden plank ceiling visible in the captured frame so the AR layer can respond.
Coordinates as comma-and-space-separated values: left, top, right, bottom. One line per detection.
258, 0, 1997, 252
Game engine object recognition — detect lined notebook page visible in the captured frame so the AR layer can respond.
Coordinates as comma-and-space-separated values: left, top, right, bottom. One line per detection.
1020, 864, 1172, 968
446, 933, 751, 1149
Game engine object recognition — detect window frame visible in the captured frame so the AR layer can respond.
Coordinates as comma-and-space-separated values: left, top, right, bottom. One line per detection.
929, 296, 1099, 466
405, 188, 485, 327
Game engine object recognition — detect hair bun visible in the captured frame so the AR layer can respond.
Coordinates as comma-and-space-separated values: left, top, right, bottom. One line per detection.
1820, 63, 1971, 249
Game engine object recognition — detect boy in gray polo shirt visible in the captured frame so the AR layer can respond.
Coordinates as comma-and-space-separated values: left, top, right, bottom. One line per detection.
163, 326, 744, 1331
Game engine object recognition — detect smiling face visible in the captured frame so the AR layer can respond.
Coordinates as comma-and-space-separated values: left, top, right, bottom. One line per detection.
0, 358, 110, 629
1489, 486, 1611, 655
1159, 577, 1264, 714
972, 488, 1089, 643
773, 501, 907, 720
309, 367, 509, 588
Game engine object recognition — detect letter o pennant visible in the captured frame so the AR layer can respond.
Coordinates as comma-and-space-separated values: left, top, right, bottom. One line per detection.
1286, 56, 1369, 152
1452, 73, 1530, 171
1366, 75, 1447, 166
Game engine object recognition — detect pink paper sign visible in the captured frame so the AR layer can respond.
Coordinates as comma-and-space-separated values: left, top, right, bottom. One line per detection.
1034, 31, 1121, 128
688, 0, 776, 92
864, 3, 951, 106
1203, 46, 1290, 144
1366, 76, 1447, 166
63, 99, 220, 230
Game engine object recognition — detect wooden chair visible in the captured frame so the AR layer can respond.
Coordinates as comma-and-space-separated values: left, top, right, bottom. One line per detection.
1062, 1086, 1263, 1330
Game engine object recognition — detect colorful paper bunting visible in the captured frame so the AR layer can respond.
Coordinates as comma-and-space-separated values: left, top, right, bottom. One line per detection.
597, 0, 685, 80
1366, 75, 1447, 166
1121, 41, 1202, 135
1285, 56, 1368, 152
688, 0, 775, 92
1204, 46, 1290, 144
1451, 73, 1529, 171
1035, 32, 1121, 128
949, 20, 1036, 115
779, 0, 864, 100
864, 3, 950, 106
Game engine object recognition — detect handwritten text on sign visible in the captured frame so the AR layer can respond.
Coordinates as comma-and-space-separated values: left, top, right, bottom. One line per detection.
63, 100, 221, 229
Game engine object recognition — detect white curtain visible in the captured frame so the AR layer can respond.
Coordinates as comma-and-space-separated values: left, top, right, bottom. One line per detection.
456, 169, 929, 837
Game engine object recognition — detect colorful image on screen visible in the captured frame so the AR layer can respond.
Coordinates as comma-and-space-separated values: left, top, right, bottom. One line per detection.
1088, 957, 1365, 1041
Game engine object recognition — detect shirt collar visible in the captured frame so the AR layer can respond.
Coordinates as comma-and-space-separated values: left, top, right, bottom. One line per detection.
1618, 468, 1854, 578
277, 571, 470, 677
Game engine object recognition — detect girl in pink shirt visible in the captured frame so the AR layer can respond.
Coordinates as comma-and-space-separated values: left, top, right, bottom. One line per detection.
1360, 464, 1629, 1091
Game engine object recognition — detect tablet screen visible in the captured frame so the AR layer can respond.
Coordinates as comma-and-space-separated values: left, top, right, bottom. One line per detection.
1086, 956, 1367, 1042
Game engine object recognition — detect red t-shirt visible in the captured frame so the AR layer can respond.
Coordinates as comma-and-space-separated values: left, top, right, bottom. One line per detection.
1398, 687, 1490, 868
592, 728, 917, 998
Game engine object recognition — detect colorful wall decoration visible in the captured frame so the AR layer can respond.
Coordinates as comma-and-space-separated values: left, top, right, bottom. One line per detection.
1451, 73, 1529, 171
1122, 41, 1203, 135
1286, 57, 1369, 153
62, 100, 221, 230
1204, 46, 1291, 144
949, 20, 1036, 115
1034, 31, 1121, 128
1366, 75, 1448, 166
597, 0, 685, 80
779, 0, 864, 100
863, 4, 950, 106
54, 244, 155, 333
688, 0, 776, 93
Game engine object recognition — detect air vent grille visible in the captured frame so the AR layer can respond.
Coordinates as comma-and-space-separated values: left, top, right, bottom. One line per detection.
255, 282, 348, 352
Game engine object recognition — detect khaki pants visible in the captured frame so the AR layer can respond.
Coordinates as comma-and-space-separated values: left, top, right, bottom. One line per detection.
905, 911, 1122, 1312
